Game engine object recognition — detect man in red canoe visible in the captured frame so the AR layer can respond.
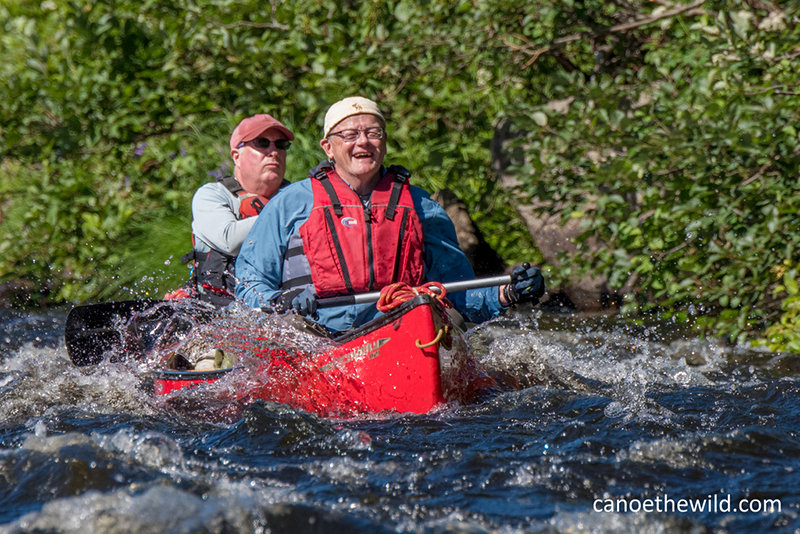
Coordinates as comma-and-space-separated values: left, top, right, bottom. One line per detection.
234, 97, 544, 331
171, 114, 294, 306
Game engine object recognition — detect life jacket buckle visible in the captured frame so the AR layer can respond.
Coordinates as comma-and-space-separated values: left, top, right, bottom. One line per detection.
313, 161, 334, 180
388, 165, 411, 183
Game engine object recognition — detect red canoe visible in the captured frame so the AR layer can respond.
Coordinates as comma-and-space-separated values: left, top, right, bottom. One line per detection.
151, 295, 493, 418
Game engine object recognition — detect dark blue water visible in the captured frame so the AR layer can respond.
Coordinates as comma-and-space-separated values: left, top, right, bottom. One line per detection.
1, 306, 799, 533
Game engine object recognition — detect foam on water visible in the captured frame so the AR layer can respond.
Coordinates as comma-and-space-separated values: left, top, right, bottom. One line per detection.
545, 509, 709, 534
0, 343, 160, 425
466, 313, 776, 430
1, 483, 297, 534
115, 300, 334, 372
2, 307, 799, 533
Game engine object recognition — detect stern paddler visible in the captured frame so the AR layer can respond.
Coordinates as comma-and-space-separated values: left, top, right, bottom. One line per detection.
235, 96, 544, 331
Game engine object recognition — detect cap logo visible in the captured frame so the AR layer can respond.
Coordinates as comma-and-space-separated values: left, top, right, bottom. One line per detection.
341, 217, 358, 228
352, 103, 363, 111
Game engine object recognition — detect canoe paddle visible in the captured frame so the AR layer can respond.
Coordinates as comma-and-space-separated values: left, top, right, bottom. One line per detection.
315, 275, 511, 308
64, 299, 163, 366
64, 275, 512, 366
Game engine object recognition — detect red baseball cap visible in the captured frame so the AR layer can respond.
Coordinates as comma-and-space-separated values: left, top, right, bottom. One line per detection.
230, 114, 295, 150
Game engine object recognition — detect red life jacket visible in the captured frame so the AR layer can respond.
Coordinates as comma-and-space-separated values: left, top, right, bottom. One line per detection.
298, 164, 425, 297
216, 175, 270, 218
237, 192, 269, 218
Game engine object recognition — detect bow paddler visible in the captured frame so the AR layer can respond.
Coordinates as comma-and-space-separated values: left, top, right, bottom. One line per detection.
169, 114, 294, 306
235, 97, 544, 331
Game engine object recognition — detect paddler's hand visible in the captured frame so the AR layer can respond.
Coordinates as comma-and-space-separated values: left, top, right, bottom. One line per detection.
271, 287, 318, 317
501, 262, 545, 307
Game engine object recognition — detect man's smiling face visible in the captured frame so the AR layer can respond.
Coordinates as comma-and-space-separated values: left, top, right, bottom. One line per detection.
320, 114, 387, 188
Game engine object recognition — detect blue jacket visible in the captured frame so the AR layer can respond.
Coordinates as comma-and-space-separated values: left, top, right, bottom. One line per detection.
235, 177, 506, 332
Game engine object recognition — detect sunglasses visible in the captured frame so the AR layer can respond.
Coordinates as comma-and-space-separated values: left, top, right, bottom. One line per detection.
239, 138, 292, 150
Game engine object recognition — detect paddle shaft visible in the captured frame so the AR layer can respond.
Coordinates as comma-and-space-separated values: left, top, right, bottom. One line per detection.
65, 275, 513, 364
317, 275, 511, 308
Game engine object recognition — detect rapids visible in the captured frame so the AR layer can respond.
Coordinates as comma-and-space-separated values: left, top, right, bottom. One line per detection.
0, 304, 798, 533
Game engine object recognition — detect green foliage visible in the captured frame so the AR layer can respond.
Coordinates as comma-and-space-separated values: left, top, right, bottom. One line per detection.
755, 266, 800, 352
1, 0, 800, 352
0, 0, 537, 303
502, 1, 800, 346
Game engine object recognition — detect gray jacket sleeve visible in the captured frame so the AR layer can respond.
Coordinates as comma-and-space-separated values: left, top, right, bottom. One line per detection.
191, 182, 257, 256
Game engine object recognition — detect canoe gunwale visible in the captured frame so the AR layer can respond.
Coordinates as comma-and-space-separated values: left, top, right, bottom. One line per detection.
331, 293, 444, 345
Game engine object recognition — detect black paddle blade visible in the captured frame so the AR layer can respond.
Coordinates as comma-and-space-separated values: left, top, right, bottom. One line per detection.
65, 299, 162, 366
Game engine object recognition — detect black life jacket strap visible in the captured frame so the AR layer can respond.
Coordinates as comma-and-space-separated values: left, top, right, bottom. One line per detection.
391, 208, 410, 283
218, 175, 243, 195
312, 162, 343, 216
323, 207, 354, 293
280, 275, 314, 290
284, 246, 305, 259
385, 165, 410, 220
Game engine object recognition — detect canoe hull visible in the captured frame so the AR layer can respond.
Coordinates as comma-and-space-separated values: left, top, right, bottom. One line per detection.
153, 368, 236, 395
153, 295, 463, 417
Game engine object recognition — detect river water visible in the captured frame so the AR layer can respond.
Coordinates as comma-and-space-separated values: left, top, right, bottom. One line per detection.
1, 303, 798, 533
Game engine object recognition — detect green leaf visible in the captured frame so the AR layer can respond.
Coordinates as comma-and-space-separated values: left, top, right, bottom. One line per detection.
394, 1, 414, 22
786, 271, 799, 296
531, 112, 548, 127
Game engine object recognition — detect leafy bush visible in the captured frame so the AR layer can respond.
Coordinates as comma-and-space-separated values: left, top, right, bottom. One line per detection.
501, 1, 800, 345
2, 0, 800, 352
0, 0, 539, 303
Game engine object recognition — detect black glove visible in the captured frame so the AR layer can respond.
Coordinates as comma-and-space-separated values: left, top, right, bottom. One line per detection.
505, 262, 545, 306
271, 287, 317, 316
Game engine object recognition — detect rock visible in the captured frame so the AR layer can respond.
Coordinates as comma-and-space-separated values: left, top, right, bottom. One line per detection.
431, 189, 506, 277
0, 281, 35, 308
491, 120, 628, 312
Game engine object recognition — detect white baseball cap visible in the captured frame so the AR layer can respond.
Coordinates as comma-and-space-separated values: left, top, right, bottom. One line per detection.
323, 96, 385, 138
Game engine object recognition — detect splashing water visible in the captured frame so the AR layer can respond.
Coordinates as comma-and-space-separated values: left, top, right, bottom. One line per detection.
1, 305, 799, 533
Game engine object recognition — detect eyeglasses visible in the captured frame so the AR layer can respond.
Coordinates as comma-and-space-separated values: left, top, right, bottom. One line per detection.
238, 138, 292, 150
327, 127, 384, 143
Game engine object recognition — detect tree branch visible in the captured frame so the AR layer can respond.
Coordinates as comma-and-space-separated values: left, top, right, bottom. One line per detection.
741, 162, 771, 187
509, 0, 708, 67
771, 50, 800, 62
207, 17, 288, 31
745, 84, 792, 95
552, 0, 707, 48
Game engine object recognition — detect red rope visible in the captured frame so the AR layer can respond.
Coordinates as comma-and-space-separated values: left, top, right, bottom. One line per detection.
376, 282, 453, 312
